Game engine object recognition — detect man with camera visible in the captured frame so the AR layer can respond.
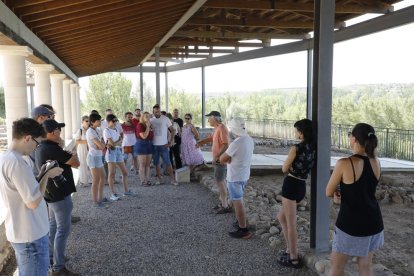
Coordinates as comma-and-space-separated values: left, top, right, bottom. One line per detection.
35, 119, 80, 276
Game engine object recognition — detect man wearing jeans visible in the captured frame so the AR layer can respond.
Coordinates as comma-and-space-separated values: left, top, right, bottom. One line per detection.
197, 111, 231, 214
220, 118, 254, 238
150, 104, 177, 185
35, 119, 80, 275
0, 118, 63, 276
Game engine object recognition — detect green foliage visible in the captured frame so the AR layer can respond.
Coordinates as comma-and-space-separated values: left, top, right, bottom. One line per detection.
83, 73, 136, 118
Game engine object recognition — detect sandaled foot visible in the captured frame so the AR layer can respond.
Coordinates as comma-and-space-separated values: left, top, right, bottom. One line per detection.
277, 257, 302, 269
277, 250, 289, 261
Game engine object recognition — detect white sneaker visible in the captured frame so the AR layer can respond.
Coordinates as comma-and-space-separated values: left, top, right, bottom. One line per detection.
171, 180, 179, 186
155, 178, 161, 185
110, 194, 119, 201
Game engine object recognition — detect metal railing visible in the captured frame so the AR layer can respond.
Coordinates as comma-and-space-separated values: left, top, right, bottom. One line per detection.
243, 119, 414, 161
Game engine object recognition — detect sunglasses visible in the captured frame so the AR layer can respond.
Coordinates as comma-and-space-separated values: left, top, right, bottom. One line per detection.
185, 117, 191, 120
31, 137, 40, 148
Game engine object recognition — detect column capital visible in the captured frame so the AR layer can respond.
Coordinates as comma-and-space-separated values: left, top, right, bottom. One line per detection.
70, 83, 78, 89
50, 74, 66, 80
0, 45, 33, 57
63, 79, 73, 85
32, 64, 55, 72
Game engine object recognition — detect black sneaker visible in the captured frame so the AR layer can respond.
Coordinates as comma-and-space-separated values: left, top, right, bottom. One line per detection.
216, 206, 233, 214
232, 221, 239, 229
229, 228, 253, 239
212, 203, 222, 210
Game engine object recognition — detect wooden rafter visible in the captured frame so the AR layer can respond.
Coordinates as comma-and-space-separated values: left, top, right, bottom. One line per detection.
173, 30, 308, 40
165, 39, 265, 47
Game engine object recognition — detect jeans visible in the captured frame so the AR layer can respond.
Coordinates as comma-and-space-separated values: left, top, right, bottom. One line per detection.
152, 145, 171, 166
48, 195, 73, 271
11, 234, 49, 276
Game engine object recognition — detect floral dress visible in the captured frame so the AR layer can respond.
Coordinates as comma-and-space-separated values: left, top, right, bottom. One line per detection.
180, 125, 204, 166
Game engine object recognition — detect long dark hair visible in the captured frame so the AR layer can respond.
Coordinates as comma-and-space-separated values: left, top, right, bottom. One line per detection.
294, 119, 313, 144
351, 123, 378, 158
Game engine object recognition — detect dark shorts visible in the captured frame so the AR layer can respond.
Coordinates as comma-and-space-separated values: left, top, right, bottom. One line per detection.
152, 145, 171, 166
214, 164, 227, 182
135, 140, 153, 155
281, 175, 306, 203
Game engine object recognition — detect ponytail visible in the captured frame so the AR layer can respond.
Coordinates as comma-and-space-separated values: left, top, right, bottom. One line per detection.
351, 123, 378, 158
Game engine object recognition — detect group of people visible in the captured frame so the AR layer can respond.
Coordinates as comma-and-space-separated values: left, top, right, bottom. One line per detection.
0, 99, 384, 275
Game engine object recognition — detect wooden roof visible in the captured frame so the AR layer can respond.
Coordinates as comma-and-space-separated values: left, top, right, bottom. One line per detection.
1, 0, 404, 77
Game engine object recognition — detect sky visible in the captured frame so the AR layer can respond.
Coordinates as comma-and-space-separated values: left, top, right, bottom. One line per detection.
1, 1, 414, 98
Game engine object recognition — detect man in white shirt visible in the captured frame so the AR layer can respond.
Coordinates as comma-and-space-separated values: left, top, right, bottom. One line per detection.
150, 104, 177, 185
0, 118, 63, 275
220, 118, 254, 239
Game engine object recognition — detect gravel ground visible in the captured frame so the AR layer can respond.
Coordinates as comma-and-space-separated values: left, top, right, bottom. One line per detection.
63, 171, 316, 276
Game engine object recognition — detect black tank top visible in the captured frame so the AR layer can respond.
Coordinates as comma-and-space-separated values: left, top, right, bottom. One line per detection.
289, 142, 315, 179
336, 154, 384, 237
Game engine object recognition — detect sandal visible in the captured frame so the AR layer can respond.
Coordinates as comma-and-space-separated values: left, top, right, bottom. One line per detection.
278, 250, 289, 261
277, 257, 302, 269
147, 181, 152, 186
142, 182, 149, 187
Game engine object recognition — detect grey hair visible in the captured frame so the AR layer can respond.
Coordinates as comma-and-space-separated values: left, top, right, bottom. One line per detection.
211, 116, 223, 123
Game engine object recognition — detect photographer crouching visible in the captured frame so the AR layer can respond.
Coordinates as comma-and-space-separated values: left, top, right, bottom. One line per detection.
35, 119, 80, 276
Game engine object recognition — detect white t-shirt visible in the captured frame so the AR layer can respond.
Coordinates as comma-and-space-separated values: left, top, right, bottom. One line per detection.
225, 135, 254, 182
103, 127, 121, 148
150, 115, 172, 146
0, 150, 49, 243
86, 127, 103, 156
121, 123, 136, 147
101, 120, 122, 133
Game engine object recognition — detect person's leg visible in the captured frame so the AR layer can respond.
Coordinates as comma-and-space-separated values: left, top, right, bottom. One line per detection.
98, 167, 105, 202
145, 155, 152, 182
11, 234, 49, 276
161, 147, 176, 183
169, 148, 175, 170
48, 203, 57, 262
214, 165, 228, 208
277, 206, 289, 253
357, 252, 374, 276
117, 161, 129, 192
329, 251, 349, 276
233, 200, 246, 227
153, 146, 161, 180
49, 196, 73, 272
133, 155, 139, 172
282, 197, 299, 260
90, 168, 100, 203
107, 162, 117, 194
138, 155, 147, 183
173, 143, 182, 169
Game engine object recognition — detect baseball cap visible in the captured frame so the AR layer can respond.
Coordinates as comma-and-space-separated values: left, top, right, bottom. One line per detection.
228, 118, 247, 136
205, 111, 221, 117
43, 119, 65, 133
31, 106, 54, 119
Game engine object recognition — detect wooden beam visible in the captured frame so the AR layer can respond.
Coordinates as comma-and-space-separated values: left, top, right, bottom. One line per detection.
204, 0, 392, 14
9, 0, 53, 9
186, 16, 314, 29
165, 39, 265, 47
160, 48, 236, 54
14, 0, 94, 16
173, 30, 308, 40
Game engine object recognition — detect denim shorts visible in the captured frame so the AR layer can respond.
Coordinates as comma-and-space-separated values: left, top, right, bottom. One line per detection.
227, 180, 248, 201
105, 147, 123, 163
123, 146, 137, 159
11, 234, 49, 276
214, 164, 227, 181
135, 140, 153, 155
332, 226, 384, 257
152, 145, 171, 166
87, 154, 104, 168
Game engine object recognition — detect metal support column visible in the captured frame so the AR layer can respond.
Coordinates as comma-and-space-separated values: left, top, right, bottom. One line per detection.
165, 70, 169, 112
306, 49, 313, 119
201, 66, 206, 128
310, 0, 335, 253
155, 47, 161, 105
139, 65, 144, 110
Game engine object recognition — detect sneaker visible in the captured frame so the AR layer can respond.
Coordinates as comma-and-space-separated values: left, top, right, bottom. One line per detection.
155, 178, 161, 185
171, 180, 179, 186
50, 267, 79, 276
93, 202, 104, 208
216, 206, 233, 214
123, 190, 135, 196
110, 194, 120, 201
130, 166, 134, 171
101, 197, 109, 203
229, 228, 253, 239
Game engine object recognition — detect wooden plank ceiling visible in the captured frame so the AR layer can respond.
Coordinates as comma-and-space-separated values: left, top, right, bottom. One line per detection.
2, 0, 403, 77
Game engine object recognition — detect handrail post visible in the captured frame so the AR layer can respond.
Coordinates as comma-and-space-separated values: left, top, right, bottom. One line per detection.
338, 124, 342, 149
385, 128, 389, 157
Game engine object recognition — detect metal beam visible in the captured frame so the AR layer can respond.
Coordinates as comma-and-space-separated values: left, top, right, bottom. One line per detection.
165, 39, 265, 48
155, 47, 161, 105
116, 66, 167, 73
310, 0, 334, 253
187, 17, 314, 29
0, 1, 77, 82
140, 65, 144, 110
160, 48, 236, 54
173, 30, 309, 40
165, 72, 169, 112
141, 0, 207, 64
201, 66, 206, 128
306, 49, 312, 119
159, 54, 212, 59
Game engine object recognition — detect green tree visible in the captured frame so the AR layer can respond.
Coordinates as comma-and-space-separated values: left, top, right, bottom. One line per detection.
84, 73, 136, 119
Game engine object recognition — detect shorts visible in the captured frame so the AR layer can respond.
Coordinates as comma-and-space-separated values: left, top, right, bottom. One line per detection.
332, 226, 384, 257
152, 145, 171, 166
135, 140, 153, 155
123, 146, 136, 159
87, 154, 104, 168
281, 175, 306, 203
214, 164, 227, 182
105, 147, 123, 163
227, 180, 248, 201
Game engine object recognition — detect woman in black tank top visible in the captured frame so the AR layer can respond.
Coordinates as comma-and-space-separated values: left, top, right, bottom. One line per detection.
326, 123, 383, 276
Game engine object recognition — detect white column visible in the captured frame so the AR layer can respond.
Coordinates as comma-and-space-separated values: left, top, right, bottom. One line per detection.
63, 79, 73, 140
50, 74, 66, 139
0, 46, 32, 145
32, 64, 54, 106
76, 86, 81, 127
70, 83, 78, 134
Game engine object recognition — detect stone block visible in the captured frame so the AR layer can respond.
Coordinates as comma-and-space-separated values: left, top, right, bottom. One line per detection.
175, 166, 190, 183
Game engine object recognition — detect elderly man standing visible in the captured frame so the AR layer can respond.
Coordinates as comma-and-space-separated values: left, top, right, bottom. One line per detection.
197, 111, 231, 214
220, 118, 254, 239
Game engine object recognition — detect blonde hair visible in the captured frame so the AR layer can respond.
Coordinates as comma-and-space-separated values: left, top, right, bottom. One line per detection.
139, 112, 150, 124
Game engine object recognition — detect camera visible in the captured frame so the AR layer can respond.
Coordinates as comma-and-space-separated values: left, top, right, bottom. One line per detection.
41, 160, 68, 188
